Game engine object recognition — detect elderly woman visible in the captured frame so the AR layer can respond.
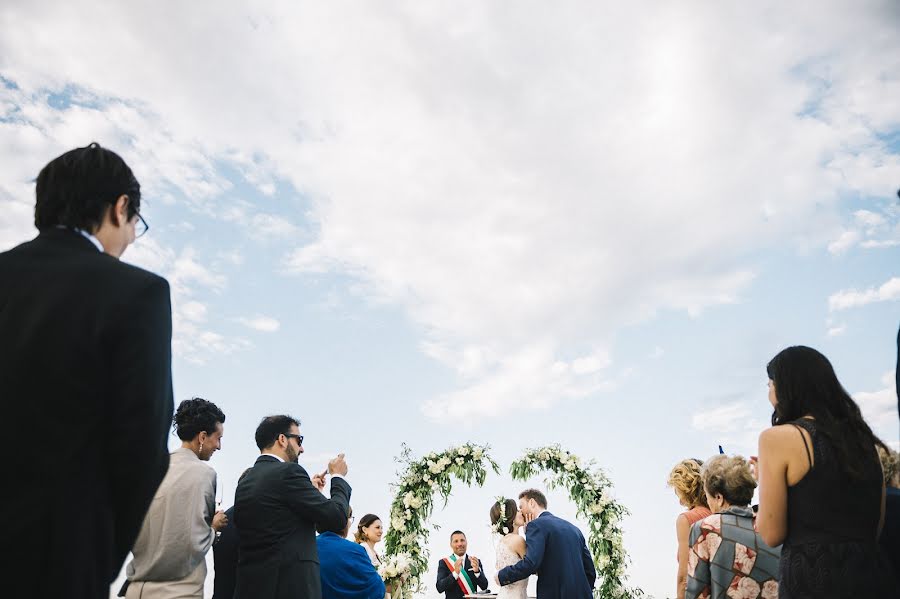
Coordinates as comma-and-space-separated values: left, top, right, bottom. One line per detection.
686, 455, 780, 599
668, 459, 711, 599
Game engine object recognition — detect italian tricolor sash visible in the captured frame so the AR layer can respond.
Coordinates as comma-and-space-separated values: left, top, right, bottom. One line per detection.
443, 554, 475, 595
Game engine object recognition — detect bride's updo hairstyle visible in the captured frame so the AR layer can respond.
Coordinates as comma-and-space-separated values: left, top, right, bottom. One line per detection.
490, 498, 518, 534
354, 513, 381, 543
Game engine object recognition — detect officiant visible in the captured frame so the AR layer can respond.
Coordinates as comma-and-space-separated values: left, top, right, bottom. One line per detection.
435, 530, 490, 598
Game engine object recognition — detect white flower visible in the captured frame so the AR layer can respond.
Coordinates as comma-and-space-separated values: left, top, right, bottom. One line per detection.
423, 474, 432, 484
403, 492, 415, 508
589, 503, 604, 515
564, 461, 577, 471
539, 450, 550, 461
597, 554, 610, 569
457, 446, 469, 456
455, 457, 464, 465
404, 509, 412, 520
409, 495, 423, 509
502, 526, 509, 534
472, 448, 483, 459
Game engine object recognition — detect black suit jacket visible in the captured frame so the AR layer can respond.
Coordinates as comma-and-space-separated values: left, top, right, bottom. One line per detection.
233, 455, 351, 599
0, 228, 174, 598
212, 506, 239, 599
436, 555, 490, 598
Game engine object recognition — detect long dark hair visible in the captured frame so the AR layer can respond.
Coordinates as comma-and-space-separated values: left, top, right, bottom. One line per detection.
766, 346, 883, 480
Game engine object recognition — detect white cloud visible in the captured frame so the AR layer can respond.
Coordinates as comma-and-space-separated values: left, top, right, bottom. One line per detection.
826, 324, 847, 337
1, 1, 899, 417
827, 230, 860, 254
692, 402, 752, 433
854, 209, 886, 229
828, 276, 900, 312
235, 315, 281, 333
855, 370, 898, 444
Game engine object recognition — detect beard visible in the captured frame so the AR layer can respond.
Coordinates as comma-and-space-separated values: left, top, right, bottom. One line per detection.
285, 444, 299, 463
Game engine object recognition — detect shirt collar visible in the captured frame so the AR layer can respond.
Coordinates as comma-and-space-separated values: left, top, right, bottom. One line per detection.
261, 452, 285, 463
56, 226, 104, 252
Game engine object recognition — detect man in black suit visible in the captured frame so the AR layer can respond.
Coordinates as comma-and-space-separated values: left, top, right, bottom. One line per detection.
435, 530, 490, 598
234, 415, 351, 599
0, 143, 174, 598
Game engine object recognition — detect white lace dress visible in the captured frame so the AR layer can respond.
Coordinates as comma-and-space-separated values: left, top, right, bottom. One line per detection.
495, 539, 528, 599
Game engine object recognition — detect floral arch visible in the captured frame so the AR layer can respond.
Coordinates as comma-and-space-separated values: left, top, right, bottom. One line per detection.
383, 443, 642, 599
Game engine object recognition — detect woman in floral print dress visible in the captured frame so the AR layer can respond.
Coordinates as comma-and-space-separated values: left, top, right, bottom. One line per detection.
686, 455, 781, 599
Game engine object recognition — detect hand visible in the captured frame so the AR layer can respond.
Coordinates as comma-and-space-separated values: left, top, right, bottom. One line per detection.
749, 456, 759, 482
494, 574, 501, 587
523, 511, 536, 530
311, 469, 327, 491
328, 453, 348, 476
212, 510, 228, 532
470, 556, 480, 573
454, 557, 464, 574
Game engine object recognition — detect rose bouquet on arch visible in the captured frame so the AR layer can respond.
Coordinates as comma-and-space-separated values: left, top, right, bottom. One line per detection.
378, 553, 413, 599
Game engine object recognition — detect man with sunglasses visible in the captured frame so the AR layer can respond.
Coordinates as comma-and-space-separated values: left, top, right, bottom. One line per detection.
0, 143, 173, 599
234, 415, 351, 599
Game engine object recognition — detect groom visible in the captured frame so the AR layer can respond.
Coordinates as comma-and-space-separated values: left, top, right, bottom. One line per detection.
496, 489, 596, 599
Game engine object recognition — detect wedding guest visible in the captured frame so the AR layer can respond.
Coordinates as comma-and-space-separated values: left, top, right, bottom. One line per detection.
667, 458, 711, 599
123, 398, 228, 598
757, 346, 897, 597
213, 468, 252, 599
317, 507, 386, 599
435, 530, 490, 598
212, 506, 238, 599
234, 415, 351, 599
686, 455, 780, 599
0, 143, 173, 599
355, 514, 385, 567
878, 445, 900, 580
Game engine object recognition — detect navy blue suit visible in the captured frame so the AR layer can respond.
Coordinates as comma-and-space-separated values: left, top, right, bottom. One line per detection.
497, 512, 596, 599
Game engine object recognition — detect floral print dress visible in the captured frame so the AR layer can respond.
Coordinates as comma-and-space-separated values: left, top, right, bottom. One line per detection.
686, 507, 781, 599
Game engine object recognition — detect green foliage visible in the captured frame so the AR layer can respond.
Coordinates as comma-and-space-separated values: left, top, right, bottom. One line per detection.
510, 445, 646, 599
383, 443, 500, 598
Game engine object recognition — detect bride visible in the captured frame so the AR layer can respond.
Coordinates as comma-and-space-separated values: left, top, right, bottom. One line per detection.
490, 498, 527, 599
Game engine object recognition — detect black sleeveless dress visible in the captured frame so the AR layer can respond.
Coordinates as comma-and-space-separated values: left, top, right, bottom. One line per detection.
778, 419, 898, 598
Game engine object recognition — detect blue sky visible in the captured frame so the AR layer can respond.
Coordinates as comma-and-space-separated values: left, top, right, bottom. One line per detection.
1, 2, 899, 597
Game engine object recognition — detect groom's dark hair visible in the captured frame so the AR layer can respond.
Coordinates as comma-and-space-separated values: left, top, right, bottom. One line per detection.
519, 488, 547, 508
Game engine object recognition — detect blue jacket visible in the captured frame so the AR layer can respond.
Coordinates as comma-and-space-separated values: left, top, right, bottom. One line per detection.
497, 512, 596, 599
316, 532, 385, 599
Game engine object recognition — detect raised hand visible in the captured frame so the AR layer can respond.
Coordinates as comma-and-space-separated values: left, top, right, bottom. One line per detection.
523, 511, 536, 530
748, 456, 759, 481
454, 557, 464, 574
311, 469, 327, 491
328, 453, 348, 476
470, 555, 480, 573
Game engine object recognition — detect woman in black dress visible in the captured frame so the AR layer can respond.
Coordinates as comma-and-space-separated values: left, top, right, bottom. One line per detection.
756, 346, 896, 598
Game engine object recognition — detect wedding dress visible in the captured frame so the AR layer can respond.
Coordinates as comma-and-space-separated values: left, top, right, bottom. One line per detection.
495, 539, 528, 599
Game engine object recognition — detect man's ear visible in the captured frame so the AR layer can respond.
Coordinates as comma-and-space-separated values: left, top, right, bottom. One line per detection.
112, 194, 130, 227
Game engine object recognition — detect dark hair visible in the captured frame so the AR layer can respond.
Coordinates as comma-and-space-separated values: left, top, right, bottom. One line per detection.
519, 488, 547, 508
35, 142, 141, 232
450, 530, 466, 540
490, 499, 518, 533
255, 415, 300, 450
318, 505, 353, 535
767, 346, 884, 480
173, 397, 225, 440
354, 513, 381, 543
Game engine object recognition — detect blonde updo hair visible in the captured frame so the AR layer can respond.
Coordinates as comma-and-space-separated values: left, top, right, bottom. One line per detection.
877, 445, 900, 486
667, 458, 708, 509
701, 455, 756, 507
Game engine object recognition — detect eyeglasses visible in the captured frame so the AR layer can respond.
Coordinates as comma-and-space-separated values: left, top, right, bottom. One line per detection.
284, 433, 304, 446
133, 212, 149, 238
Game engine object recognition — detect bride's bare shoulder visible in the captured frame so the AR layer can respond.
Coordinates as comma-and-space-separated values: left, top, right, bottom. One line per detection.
504, 532, 526, 556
